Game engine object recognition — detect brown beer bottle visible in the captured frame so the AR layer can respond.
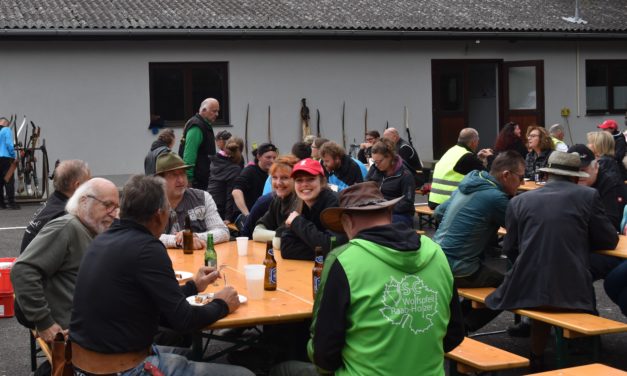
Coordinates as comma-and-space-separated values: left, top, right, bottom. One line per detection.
182, 214, 194, 254
264, 240, 277, 291
312, 246, 324, 298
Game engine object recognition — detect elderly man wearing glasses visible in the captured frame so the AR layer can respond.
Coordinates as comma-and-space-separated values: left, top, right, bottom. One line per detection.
11, 177, 119, 342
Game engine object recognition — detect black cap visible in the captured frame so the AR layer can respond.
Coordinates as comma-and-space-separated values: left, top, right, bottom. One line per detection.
567, 144, 595, 167
216, 130, 232, 141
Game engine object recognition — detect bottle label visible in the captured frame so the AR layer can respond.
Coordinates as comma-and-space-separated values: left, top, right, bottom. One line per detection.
313, 276, 321, 295
268, 249, 274, 257
268, 267, 277, 284
314, 255, 324, 264
205, 257, 217, 268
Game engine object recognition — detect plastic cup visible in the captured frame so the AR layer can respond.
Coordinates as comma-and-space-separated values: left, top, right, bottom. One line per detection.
244, 264, 265, 300
236, 237, 249, 256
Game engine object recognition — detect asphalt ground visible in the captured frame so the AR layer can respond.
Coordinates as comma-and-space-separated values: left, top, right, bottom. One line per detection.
1, 200, 627, 375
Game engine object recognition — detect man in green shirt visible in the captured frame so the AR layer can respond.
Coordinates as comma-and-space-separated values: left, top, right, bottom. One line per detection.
179, 98, 220, 190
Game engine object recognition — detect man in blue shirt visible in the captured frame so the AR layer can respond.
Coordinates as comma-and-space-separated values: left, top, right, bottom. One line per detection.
0, 117, 19, 209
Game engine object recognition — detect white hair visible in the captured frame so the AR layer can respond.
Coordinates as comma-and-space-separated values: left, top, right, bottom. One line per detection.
199, 98, 218, 112
65, 178, 111, 215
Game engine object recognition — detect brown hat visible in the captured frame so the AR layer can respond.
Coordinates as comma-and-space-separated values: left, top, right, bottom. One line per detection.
155, 152, 193, 175
320, 181, 402, 233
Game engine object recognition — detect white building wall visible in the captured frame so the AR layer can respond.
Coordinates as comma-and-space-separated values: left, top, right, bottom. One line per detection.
0, 38, 626, 176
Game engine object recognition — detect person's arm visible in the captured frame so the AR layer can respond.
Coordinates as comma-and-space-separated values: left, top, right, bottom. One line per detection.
232, 189, 249, 216
197, 192, 229, 244
443, 285, 465, 352
357, 148, 367, 164
589, 191, 619, 251
453, 153, 484, 175
399, 144, 422, 170
308, 260, 349, 373
252, 224, 276, 243
287, 215, 333, 256
183, 126, 203, 181
434, 191, 453, 222
503, 200, 520, 262
11, 223, 71, 332
393, 171, 416, 215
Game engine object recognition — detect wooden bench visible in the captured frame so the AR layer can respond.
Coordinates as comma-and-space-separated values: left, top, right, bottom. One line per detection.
414, 204, 436, 229
527, 362, 627, 375
30, 330, 52, 371
457, 287, 627, 367
446, 336, 529, 375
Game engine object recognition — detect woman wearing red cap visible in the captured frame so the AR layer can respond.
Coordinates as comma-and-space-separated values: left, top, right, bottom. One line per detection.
282, 158, 345, 260
598, 119, 627, 180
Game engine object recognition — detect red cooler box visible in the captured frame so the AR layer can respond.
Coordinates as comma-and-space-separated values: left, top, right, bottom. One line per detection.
0, 257, 16, 293
0, 292, 14, 318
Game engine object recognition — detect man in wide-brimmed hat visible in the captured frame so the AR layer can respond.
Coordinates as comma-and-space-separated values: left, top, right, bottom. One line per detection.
288, 181, 464, 376
155, 152, 228, 249
485, 151, 618, 370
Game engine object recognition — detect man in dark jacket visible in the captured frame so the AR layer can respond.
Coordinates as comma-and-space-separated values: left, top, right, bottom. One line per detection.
568, 144, 624, 280
69, 175, 252, 376
598, 119, 627, 179
20, 160, 91, 253
232, 143, 277, 223
318, 141, 365, 192
144, 128, 175, 175
179, 98, 219, 190
383, 127, 423, 171
434, 151, 524, 332
485, 151, 618, 366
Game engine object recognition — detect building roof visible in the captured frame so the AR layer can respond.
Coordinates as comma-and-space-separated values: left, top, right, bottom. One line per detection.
0, 0, 625, 37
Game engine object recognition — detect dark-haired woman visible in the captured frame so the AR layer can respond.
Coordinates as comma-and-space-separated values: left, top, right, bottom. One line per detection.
366, 138, 416, 227
207, 137, 244, 223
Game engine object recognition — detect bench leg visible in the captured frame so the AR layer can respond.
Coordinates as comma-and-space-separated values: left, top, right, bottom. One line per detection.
554, 327, 569, 369
30, 332, 37, 371
191, 332, 204, 361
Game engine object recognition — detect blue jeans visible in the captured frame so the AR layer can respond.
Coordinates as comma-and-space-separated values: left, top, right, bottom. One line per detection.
77, 345, 255, 376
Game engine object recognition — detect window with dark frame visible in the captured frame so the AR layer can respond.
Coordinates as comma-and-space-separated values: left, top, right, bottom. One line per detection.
586, 60, 627, 115
149, 62, 230, 126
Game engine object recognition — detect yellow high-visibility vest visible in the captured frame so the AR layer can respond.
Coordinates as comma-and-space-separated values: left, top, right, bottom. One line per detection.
429, 145, 471, 205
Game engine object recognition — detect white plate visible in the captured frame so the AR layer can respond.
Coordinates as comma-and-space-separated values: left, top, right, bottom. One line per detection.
187, 293, 248, 306
174, 271, 193, 282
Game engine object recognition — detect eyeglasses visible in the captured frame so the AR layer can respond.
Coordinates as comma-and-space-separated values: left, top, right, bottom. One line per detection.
507, 171, 525, 183
372, 158, 386, 165
86, 194, 119, 213
528, 134, 540, 138
365, 137, 375, 142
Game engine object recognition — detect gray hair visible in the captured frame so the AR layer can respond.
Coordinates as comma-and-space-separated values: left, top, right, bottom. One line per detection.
458, 128, 479, 145
120, 175, 167, 224
53, 160, 90, 194
199, 98, 218, 113
65, 178, 101, 215
549, 123, 564, 136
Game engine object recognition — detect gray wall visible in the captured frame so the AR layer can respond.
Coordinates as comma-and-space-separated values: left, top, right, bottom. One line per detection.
0, 39, 626, 175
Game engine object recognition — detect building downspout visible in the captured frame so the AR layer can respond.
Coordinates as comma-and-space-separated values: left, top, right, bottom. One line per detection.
576, 41, 581, 117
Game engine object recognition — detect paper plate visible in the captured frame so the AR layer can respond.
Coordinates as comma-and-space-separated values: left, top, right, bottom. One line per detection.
174, 271, 193, 282
186, 293, 248, 306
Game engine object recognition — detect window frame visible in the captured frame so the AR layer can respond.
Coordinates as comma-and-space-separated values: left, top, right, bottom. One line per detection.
149, 62, 230, 127
585, 59, 627, 115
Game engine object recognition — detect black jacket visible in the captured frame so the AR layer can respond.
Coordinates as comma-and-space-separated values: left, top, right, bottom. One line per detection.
397, 137, 422, 171
179, 114, 215, 190
144, 140, 171, 175
485, 179, 618, 313
257, 193, 299, 237
281, 188, 346, 260
595, 156, 626, 231
365, 157, 416, 217
207, 153, 242, 222
20, 191, 69, 253
611, 130, 627, 179
321, 154, 363, 188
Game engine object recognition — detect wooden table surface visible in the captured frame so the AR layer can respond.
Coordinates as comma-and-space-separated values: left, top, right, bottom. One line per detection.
518, 179, 543, 191
597, 235, 627, 259
168, 240, 314, 329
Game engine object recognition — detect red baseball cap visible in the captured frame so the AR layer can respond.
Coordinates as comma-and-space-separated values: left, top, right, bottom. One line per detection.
597, 119, 618, 130
291, 158, 324, 177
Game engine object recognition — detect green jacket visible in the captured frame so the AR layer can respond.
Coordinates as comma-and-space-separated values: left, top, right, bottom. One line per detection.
11, 214, 94, 330
308, 227, 457, 376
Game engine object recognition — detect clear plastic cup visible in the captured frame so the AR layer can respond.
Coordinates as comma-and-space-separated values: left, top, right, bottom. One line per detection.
244, 264, 265, 300
236, 237, 249, 256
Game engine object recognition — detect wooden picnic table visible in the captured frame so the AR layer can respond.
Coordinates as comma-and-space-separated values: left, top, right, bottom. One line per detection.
518, 179, 543, 191
597, 235, 627, 259
168, 240, 314, 330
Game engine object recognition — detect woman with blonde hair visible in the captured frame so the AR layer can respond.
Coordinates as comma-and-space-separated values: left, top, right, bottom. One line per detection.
524, 126, 553, 178
252, 154, 300, 243
587, 131, 621, 182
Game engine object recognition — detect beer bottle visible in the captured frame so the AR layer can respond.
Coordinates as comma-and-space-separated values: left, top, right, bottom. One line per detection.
182, 214, 194, 254
264, 240, 277, 291
312, 246, 324, 298
204, 233, 217, 268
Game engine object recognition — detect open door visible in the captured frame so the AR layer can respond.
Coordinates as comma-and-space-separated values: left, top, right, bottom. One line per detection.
501, 60, 545, 135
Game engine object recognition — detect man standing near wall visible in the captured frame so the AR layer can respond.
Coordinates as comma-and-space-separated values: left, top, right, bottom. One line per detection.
0, 117, 19, 209
548, 124, 569, 152
428, 128, 493, 209
179, 98, 220, 190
